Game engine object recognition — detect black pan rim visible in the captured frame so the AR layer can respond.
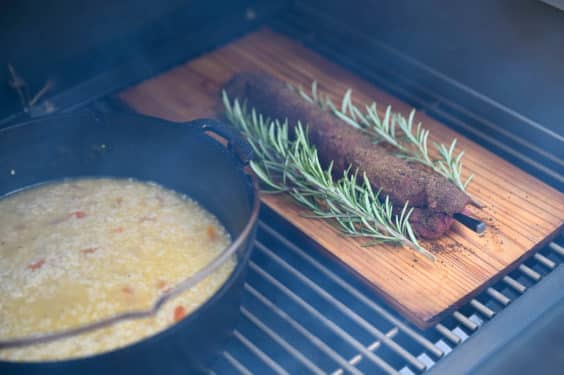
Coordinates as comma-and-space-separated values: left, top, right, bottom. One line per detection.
0, 111, 261, 365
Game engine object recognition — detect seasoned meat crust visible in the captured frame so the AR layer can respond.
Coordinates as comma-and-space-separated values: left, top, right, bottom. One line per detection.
224, 72, 470, 238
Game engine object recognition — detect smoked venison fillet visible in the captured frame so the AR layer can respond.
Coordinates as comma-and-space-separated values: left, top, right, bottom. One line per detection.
223, 72, 470, 238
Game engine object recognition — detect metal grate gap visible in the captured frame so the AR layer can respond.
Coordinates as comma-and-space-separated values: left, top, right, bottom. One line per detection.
258, 222, 444, 360
240, 306, 325, 374
211, 212, 563, 374
244, 283, 363, 375
232, 330, 289, 375
221, 351, 253, 375
250, 260, 398, 374
332, 327, 400, 375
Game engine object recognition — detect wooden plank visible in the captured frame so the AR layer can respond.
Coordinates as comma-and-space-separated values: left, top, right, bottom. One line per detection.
119, 28, 564, 328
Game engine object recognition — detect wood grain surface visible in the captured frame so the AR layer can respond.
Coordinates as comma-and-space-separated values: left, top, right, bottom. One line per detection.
120, 28, 564, 328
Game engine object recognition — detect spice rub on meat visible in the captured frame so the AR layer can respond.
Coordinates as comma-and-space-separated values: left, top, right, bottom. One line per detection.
223, 72, 470, 238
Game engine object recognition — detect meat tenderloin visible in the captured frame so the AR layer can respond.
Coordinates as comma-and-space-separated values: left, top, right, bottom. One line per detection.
224, 72, 469, 238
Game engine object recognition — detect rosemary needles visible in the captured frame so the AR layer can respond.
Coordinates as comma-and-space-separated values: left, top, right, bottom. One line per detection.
293, 82, 483, 208
223, 91, 435, 261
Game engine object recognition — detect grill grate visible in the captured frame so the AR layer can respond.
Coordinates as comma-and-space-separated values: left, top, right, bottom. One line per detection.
211, 207, 563, 374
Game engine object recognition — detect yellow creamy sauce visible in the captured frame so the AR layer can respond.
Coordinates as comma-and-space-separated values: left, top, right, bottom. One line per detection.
0, 178, 233, 361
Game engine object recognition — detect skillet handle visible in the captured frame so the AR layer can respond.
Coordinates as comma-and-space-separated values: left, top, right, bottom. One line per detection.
188, 118, 253, 165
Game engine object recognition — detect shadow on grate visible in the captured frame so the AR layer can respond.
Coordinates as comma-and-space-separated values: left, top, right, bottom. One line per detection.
210, 206, 563, 374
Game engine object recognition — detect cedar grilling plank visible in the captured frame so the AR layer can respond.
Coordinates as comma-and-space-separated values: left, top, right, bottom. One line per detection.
224, 72, 470, 238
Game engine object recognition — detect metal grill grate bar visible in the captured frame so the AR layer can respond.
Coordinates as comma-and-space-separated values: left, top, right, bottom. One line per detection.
250, 261, 399, 374
518, 264, 542, 281
549, 242, 564, 256
240, 307, 325, 375
256, 241, 427, 371
486, 288, 511, 306
222, 351, 253, 375
258, 222, 444, 359
469, 299, 495, 318
434, 324, 461, 344
244, 284, 364, 375
452, 311, 479, 331
233, 330, 290, 375
502, 276, 526, 293
332, 327, 400, 375
534, 253, 557, 269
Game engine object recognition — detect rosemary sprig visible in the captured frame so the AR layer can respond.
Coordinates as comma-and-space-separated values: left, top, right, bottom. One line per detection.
223, 91, 435, 261
294, 82, 483, 207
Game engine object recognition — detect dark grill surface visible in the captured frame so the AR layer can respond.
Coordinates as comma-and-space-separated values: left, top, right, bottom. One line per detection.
210, 206, 563, 374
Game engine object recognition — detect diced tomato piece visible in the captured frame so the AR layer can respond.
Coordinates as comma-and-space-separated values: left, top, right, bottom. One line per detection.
121, 286, 134, 295
173, 306, 187, 322
71, 211, 87, 219
27, 259, 45, 271
206, 225, 218, 240
156, 280, 167, 289
80, 247, 97, 254
112, 227, 124, 233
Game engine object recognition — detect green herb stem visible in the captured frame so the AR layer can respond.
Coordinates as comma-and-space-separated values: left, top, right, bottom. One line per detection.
223, 91, 435, 261
293, 82, 484, 208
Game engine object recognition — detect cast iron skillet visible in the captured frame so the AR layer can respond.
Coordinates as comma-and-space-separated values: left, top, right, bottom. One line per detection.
0, 109, 260, 374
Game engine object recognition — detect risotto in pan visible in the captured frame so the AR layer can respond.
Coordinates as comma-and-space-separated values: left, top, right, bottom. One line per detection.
0, 178, 233, 361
